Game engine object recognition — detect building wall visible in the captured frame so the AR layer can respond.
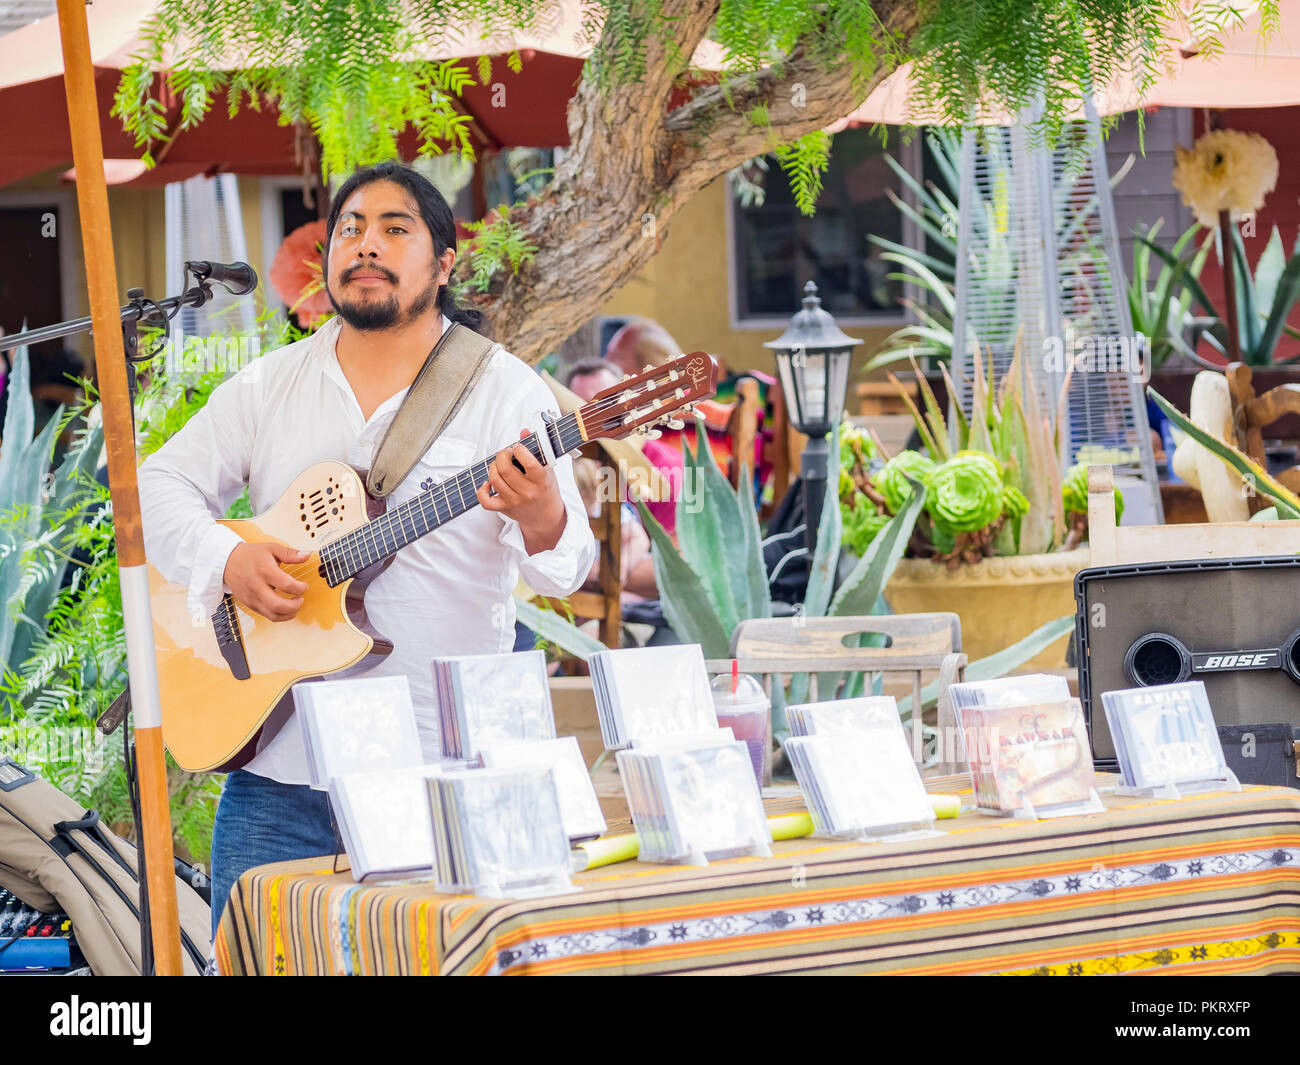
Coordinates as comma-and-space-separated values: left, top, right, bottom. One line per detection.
596, 176, 896, 379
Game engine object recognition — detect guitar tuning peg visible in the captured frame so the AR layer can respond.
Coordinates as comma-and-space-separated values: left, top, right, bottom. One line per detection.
642, 364, 655, 373
622, 373, 634, 382
665, 418, 685, 431
642, 429, 662, 440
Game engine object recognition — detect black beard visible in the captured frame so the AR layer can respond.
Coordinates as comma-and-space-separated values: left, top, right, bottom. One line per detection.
326, 276, 439, 331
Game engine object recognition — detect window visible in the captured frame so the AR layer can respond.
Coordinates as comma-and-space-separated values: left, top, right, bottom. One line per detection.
728, 127, 927, 327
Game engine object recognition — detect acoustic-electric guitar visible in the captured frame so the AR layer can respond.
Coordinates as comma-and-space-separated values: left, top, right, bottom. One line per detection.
153, 352, 719, 772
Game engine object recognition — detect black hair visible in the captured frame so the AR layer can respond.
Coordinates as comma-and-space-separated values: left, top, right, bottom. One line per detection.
324, 161, 486, 335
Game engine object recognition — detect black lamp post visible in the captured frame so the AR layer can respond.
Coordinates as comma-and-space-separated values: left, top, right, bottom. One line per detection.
764, 281, 862, 550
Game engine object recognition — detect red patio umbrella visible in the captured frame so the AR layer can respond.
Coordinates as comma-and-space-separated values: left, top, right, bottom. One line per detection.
0, 0, 622, 188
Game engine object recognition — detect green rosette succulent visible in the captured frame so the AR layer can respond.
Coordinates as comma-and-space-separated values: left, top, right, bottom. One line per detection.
841, 493, 891, 556
926, 453, 1005, 534
1062, 462, 1123, 522
877, 450, 936, 513
1002, 483, 1030, 522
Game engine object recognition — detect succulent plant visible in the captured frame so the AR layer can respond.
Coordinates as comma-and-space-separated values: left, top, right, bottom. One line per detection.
1062, 462, 1123, 522
927, 453, 1006, 535
877, 451, 936, 513
842, 493, 892, 557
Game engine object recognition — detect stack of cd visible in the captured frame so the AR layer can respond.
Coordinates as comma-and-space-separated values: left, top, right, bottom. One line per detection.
1101, 680, 1227, 788
948, 674, 1071, 716
616, 730, 771, 865
432, 649, 556, 760
328, 765, 446, 881
589, 645, 717, 749
785, 716, 934, 838
785, 696, 901, 737
425, 765, 574, 898
949, 675, 1099, 814
294, 675, 422, 789
478, 737, 606, 842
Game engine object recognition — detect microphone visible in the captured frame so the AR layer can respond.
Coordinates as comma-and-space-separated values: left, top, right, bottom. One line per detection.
185, 260, 258, 296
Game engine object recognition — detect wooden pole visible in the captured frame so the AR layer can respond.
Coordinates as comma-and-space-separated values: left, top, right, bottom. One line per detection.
55, 0, 183, 975
1205, 111, 1244, 364
1219, 208, 1244, 363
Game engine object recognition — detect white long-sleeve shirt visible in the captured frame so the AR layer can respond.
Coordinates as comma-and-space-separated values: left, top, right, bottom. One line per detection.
137, 315, 595, 784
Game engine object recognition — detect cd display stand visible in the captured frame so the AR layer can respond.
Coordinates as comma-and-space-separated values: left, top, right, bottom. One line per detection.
1114, 768, 1242, 801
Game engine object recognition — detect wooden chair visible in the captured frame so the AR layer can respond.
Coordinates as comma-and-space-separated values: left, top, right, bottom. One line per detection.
1226, 362, 1300, 514
704, 614, 968, 775
727, 377, 762, 489
1088, 463, 1300, 566
540, 465, 623, 651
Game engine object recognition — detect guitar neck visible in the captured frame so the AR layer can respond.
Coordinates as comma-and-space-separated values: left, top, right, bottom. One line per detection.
319, 411, 586, 585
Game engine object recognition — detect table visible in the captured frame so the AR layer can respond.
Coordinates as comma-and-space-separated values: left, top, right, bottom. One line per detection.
214, 785, 1300, 975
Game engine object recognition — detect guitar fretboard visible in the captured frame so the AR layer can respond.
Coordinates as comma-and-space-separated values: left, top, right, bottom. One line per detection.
318, 412, 584, 585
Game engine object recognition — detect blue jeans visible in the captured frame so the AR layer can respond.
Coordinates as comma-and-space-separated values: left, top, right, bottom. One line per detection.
209, 769, 337, 940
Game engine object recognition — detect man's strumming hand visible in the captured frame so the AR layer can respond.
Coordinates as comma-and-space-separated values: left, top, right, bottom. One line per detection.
477, 429, 567, 554
223, 541, 310, 622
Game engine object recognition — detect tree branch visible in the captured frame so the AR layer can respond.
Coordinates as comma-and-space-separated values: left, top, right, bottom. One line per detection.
479, 0, 921, 363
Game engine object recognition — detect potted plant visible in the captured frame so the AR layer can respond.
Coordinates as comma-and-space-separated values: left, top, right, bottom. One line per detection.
842, 347, 1122, 669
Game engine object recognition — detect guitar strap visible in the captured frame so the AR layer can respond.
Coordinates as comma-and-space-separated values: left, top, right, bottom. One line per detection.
365, 321, 500, 499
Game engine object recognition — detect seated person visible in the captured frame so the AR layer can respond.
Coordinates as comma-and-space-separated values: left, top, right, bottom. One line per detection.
604, 316, 681, 376
565, 357, 686, 537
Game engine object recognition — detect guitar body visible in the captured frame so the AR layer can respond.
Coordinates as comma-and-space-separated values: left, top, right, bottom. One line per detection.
153, 461, 393, 772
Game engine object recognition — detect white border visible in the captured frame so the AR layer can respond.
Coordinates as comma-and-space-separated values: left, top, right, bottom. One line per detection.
724, 134, 921, 331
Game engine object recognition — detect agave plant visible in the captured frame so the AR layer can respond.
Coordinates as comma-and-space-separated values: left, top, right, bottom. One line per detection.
1128, 220, 1211, 370
0, 346, 104, 690
864, 129, 1132, 375
1148, 387, 1300, 518
1142, 224, 1300, 367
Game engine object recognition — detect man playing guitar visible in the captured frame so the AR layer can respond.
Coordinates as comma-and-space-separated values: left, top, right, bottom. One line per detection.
138, 163, 596, 936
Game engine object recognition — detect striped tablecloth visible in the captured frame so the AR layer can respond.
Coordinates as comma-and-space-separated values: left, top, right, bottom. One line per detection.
214, 785, 1300, 975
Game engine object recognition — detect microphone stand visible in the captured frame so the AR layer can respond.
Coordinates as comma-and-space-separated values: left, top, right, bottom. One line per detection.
8, 260, 256, 975
7, 261, 249, 406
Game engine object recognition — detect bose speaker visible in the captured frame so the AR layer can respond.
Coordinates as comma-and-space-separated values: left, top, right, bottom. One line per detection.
1075, 556, 1300, 768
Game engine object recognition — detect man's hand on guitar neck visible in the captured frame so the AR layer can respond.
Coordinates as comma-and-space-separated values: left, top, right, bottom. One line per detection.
477, 429, 567, 555
222, 541, 311, 622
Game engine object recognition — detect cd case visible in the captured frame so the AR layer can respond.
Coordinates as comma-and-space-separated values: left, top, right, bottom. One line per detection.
785, 696, 901, 737
432, 649, 556, 760
426, 765, 574, 898
786, 727, 935, 838
589, 644, 718, 750
616, 731, 771, 866
1101, 681, 1228, 789
961, 698, 1098, 813
478, 737, 606, 842
328, 765, 445, 882
294, 675, 422, 790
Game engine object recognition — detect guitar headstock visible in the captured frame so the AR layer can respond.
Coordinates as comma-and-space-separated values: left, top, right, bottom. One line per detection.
576, 352, 719, 444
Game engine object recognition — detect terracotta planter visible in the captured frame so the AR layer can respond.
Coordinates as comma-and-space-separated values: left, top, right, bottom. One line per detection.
885, 547, 1091, 671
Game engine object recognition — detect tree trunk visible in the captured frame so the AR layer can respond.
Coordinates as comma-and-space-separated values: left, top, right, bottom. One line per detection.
480, 0, 922, 363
